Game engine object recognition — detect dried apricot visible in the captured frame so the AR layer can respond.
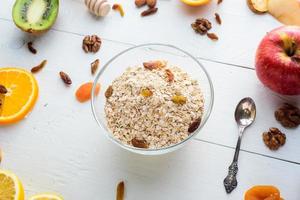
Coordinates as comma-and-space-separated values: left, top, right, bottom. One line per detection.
244, 185, 283, 200
76, 82, 100, 103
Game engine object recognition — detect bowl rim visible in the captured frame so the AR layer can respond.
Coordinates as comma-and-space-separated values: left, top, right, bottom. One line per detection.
91, 43, 214, 153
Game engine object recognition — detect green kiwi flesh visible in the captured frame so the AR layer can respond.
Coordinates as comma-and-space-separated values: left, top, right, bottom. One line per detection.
12, 0, 59, 34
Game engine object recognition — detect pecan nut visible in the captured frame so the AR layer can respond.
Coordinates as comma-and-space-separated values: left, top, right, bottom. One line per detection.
59, 71, 72, 85
91, 59, 100, 75
262, 127, 286, 150
135, 0, 146, 7
143, 60, 166, 70
105, 85, 113, 98
131, 137, 149, 148
165, 69, 174, 82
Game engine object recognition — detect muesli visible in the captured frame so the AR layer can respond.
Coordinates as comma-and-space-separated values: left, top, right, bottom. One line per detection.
105, 61, 205, 149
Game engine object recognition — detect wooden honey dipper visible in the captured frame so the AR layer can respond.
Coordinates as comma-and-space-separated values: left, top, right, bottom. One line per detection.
85, 0, 111, 17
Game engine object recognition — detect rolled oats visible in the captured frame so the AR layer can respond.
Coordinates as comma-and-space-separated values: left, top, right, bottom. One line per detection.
105, 62, 204, 149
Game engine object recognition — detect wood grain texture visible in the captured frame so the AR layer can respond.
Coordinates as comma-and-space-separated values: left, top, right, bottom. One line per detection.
0, 0, 281, 68
0, 0, 299, 199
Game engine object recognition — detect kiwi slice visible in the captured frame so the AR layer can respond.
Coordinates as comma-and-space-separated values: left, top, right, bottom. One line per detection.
12, 0, 59, 34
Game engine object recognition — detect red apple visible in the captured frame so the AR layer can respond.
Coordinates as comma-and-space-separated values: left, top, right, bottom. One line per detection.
255, 26, 300, 95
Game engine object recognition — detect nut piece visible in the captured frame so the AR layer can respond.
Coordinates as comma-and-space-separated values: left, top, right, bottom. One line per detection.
135, 0, 146, 7
215, 13, 222, 25
143, 60, 166, 70
188, 118, 201, 134
59, 71, 72, 85
146, 0, 157, 8
105, 85, 113, 98
31, 60, 47, 73
207, 33, 219, 41
217, 0, 223, 4
191, 18, 212, 35
131, 137, 149, 148
275, 103, 300, 128
91, 59, 100, 75
141, 7, 158, 16
140, 88, 153, 97
82, 35, 102, 53
0, 85, 7, 94
27, 41, 37, 54
165, 69, 174, 82
172, 94, 187, 105
262, 128, 286, 150
247, 0, 268, 14
116, 181, 125, 200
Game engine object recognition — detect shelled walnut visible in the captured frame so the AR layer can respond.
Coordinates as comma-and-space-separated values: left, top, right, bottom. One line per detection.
262, 128, 286, 150
275, 103, 300, 128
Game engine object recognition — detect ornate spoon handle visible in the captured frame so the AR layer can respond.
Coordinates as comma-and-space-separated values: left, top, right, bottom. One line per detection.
223, 161, 238, 193
223, 126, 244, 193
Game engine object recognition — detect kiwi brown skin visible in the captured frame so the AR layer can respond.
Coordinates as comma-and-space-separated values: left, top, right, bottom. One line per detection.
12, 0, 59, 35
246, 0, 268, 14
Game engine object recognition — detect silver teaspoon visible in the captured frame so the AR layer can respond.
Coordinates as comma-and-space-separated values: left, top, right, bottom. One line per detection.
223, 97, 256, 194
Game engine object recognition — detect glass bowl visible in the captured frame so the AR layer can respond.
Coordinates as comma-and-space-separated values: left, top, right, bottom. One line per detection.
91, 44, 214, 155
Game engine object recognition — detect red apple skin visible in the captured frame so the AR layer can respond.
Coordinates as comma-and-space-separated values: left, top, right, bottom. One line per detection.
255, 26, 300, 95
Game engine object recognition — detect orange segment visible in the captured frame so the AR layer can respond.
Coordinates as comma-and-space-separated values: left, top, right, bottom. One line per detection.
0, 68, 39, 125
180, 0, 211, 6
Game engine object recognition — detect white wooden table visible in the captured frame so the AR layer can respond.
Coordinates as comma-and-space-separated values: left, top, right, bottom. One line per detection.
1, 0, 300, 199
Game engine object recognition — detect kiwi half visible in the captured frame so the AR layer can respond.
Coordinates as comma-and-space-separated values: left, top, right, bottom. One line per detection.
12, 0, 59, 34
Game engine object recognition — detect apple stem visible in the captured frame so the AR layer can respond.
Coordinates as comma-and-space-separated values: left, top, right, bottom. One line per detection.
286, 41, 298, 57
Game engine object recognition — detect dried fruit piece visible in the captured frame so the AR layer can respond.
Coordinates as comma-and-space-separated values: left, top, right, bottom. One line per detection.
31, 60, 47, 73
245, 185, 283, 200
191, 18, 212, 35
146, 0, 157, 8
76, 82, 100, 103
82, 35, 102, 53
105, 85, 113, 98
91, 59, 100, 75
188, 118, 201, 133
27, 41, 37, 54
165, 69, 174, 82
207, 33, 219, 41
247, 0, 268, 14
262, 128, 286, 150
215, 13, 222, 25
143, 60, 166, 70
0, 85, 7, 94
112, 4, 125, 17
140, 88, 153, 97
172, 94, 187, 105
135, 0, 146, 7
275, 103, 300, 128
217, 0, 223, 4
59, 71, 72, 85
131, 137, 149, 148
141, 7, 158, 16
116, 181, 125, 200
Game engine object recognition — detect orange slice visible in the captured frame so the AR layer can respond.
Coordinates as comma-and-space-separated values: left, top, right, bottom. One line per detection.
180, 0, 211, 6
0, 67, 39, 125
0, 169, 25, 200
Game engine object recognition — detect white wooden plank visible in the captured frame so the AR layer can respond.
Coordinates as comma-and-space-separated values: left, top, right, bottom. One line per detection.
0, 19, 299, 164
1, 136, 300, 199
0, 0, 281, 68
